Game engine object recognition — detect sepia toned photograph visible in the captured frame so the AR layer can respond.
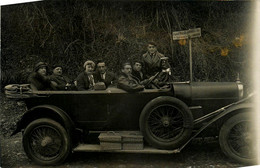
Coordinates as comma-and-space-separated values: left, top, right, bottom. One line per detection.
0, 0, 257, 167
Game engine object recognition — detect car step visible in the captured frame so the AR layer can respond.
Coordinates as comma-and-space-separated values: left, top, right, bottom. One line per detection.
73, 144, 180, 154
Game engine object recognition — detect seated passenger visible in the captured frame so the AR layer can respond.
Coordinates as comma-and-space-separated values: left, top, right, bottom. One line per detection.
94, 60, 116, 88
50, 65, 75, 90
117, 63, 144, 92
132, 60, 146, 81
76, 60, 95, 91
28, 62, 56, 91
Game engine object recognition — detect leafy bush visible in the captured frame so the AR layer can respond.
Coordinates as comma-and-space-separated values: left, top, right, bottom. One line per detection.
1, 1, 252, 89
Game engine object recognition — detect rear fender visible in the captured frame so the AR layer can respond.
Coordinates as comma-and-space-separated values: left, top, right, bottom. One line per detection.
11, 105, 75, 136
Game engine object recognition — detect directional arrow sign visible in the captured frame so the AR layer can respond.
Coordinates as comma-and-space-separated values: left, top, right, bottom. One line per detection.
172, 28, 201, 40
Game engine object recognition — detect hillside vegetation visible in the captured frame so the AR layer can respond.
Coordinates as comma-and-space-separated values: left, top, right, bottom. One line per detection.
1, 1, 252, 87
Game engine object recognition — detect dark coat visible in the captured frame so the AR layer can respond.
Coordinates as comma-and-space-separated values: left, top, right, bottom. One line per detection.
142, 51, 164, 77
94, 71, 116, 87
132, 69, 146, 81
50, 74, 74, 90
117, 73, 144, 92
76, 72, 95, 91
28, 72, 53, 91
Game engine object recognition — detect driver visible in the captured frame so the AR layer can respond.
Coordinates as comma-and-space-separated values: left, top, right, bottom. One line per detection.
117, 63, 145, 92
117, 62, 156, 92
132, 60, 146, 81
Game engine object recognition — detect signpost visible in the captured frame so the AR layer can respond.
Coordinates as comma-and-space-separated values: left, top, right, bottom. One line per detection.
172, 28, 201, 82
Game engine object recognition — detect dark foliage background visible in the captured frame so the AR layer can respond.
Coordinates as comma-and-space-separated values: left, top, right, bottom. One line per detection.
1, 0, 252, 88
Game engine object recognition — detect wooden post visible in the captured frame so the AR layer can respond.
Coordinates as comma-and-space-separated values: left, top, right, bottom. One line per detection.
172, 28, 201, 82
189, 37, 192, 82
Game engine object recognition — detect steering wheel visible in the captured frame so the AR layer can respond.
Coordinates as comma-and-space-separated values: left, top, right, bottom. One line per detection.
144, 72, 161, 89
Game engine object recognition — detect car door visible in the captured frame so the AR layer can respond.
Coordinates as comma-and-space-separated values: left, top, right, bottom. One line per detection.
72, 90, 110, 128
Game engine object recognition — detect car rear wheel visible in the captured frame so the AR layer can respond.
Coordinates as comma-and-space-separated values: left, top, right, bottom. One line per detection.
219, 113, 256, 165
139, 96, 193, 150
23, 118, 71, 166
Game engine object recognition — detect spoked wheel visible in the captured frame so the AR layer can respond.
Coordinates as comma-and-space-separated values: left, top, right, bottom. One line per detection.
219, 113, 256, 165
23, 118, 71, 166
148, 105, 185, 142
140, 97, 193, 149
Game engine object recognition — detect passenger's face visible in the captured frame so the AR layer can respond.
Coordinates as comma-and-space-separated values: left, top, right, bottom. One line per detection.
37, 67, 47, 76
97, 62, 106, 74
133, 62, 142, 72
147, 44, 157, 54
53, 67, 63, 76
122, 65, 132, 75
85, 65, 94, 75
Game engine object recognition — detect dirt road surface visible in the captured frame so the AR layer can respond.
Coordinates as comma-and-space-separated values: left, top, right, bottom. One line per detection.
1, 134, 244, 168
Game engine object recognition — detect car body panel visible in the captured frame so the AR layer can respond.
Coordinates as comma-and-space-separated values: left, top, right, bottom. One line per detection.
9, 82, 243, 135
23, 87, 173, 130
173, 82, 240, 118
11, 104, 75, 135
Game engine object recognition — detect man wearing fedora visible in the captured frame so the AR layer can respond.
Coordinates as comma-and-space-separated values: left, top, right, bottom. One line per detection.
50, 65, 75, 90
28, 62, 56, 91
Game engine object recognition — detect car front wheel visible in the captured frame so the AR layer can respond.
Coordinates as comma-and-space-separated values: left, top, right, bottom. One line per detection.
139, 96, 193, 150
22, 118, 71, 166
219, 112, 256, 165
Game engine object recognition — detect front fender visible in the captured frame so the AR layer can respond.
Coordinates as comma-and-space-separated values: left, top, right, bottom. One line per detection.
179, 95, 254, 151
11, 105, 75, 136
222, 102, 252, 116
199, 101, 253, 134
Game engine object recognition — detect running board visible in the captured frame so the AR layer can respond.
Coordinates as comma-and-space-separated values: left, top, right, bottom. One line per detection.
73, 144, 180, 154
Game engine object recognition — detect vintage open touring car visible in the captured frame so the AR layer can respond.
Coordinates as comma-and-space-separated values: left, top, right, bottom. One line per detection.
5, 72, 255, 166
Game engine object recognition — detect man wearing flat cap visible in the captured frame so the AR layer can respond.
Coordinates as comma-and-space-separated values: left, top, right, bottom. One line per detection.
76, 60, 96, 91
28, 62, 56, 91
50, 65, 74, 90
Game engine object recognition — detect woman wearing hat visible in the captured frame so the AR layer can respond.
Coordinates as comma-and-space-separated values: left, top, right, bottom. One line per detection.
76, 60, 96, 91
28, 62, 56, 91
